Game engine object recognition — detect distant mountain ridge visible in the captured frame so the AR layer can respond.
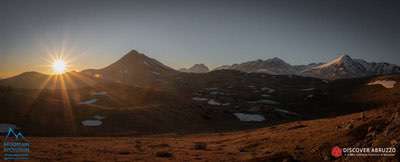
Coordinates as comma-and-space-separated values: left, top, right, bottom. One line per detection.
179, 64, 210, 73
1, 51, 400, 90
0, 50, 178, 89
214, 55, 400, 79
214, 57, 317, 75
0, 71, 97, 89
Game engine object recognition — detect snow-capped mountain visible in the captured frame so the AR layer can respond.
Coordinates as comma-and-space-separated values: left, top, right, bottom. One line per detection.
302, 55, 400, 79
214, 57, 301, 75
179, 64, 210, 73
214, 55, 400, 79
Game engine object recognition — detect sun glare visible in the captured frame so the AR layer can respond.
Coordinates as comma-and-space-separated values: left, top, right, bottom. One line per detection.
52, 59, 67, 74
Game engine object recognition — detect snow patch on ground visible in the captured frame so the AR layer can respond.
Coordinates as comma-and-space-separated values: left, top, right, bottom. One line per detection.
152, 71, 160, 75
261, 94, 271, 98
192, 97, 208, 101
79, 99, 97, 105
210, 91, 224, 95
207, 99, 230, 106
274, 108, 299, 116
208, 99, 221, 106
261, 87, 275, 93
367, 80, 397, 89
0, 124, 17, 133
81, 120, 103, 127
222, 103, 231, 106
233, 113, 265, 122
301, 88, 315, 91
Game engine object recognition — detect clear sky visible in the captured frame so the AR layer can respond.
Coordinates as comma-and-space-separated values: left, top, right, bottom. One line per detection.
0, 0, 399, 78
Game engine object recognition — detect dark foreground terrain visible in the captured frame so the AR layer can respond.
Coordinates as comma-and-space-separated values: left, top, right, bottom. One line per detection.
1, 104, 399, 162
0, 74, 399, 161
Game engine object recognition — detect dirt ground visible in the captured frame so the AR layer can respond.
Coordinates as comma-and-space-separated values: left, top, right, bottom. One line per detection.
1, 106, 399, 162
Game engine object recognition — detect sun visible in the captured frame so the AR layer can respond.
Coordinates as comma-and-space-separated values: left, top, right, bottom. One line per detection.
52, 59, 68, 74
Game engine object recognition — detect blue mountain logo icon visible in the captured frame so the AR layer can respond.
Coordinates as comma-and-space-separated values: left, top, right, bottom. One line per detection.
4, 128, 27, 142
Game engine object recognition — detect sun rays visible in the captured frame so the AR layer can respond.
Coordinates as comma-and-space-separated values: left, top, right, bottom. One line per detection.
52, 59, 67, 74
21, 50, 125, 135
47, 54, 71, 75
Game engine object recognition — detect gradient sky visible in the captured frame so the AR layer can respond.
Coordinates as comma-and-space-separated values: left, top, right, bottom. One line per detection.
0, 0, 399, 78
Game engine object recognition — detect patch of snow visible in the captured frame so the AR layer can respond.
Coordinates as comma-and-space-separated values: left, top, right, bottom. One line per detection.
301, 88, 315, 91
208, 99, 221, 106
222, 103, 231, 106
254, 69, 274, 74
81, 120, 103, 127
192, 97, 208, 101
261, 87, 275, 93
79, 99, 97, 105
367, 80, 397, 89
233, 113, 265, 122
143, 61, 149, 66
274, 108, 299, 116
248, 99, 279, 105
307, 94, 314, 98
152, 71, 160, 75
93, 115, 106, 120
261, 94, 271, 98
0, 124, 17, 133
210, 91, 224, 95
314, 55, 351, 69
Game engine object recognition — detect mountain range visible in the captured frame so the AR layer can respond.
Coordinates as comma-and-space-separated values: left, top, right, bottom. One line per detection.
1, 50, 400, 89
214, 55, 400, 80
179, 64, 210, 73
1, 49, 400, 162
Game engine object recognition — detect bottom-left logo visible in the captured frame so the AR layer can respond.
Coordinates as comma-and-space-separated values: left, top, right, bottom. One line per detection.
2, 128, 30, 161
